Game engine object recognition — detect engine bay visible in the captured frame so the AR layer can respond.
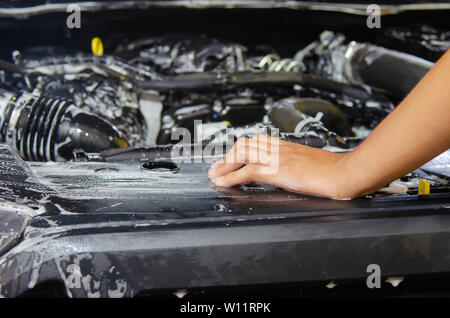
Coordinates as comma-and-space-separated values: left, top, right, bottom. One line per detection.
0, 9, 449, 196
0, 3, 450, 298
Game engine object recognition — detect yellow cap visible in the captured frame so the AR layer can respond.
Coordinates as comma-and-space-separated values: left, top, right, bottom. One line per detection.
91, 37, 104, 56
418, 179, 430, 196
114, 138, 129, 148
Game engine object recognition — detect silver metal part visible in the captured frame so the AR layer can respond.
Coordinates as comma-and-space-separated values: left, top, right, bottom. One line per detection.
255, 54, 305, 72
294, 112, 324, 135
139, 90, 163, 145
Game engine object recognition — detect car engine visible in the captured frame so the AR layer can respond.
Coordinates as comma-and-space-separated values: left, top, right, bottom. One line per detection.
0, 2, 450, 299
0, 28, 448, 193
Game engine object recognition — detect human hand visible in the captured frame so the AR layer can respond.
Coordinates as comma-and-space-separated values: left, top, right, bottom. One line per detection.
208, 135, 354, 199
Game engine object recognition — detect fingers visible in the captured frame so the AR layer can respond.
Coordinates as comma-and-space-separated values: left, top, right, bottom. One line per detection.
208, 136, 274, 177
212, 164, 258, 187
208, 138, 247, 178
209, 160, 244, 178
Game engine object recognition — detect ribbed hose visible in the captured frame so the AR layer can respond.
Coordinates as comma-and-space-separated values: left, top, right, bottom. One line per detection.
0, 90, 128, 161
22, 96, 69, 161
0, 93, 69, 161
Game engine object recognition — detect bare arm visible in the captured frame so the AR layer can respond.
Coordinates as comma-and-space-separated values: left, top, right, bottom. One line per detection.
208, 49, 450, 199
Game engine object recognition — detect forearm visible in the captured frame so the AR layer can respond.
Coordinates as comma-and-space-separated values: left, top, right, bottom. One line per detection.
339, 49, 450, 198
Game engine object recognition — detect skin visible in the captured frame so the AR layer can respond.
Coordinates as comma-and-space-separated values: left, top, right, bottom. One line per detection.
208, 49, 450, 199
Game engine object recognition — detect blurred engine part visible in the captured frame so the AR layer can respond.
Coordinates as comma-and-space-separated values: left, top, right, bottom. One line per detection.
299, 31, 434, 99
380, 25, 450, 61
268, 97, 352, 137
117, 34, 249, 75
344, 43, 433, 99
251, 54, 305, 72
267, 97, 356, 150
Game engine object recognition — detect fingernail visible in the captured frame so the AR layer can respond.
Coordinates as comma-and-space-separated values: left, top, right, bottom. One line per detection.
213, 176, 224, 185
210, 162, 220, 170
208, 163, 220, 176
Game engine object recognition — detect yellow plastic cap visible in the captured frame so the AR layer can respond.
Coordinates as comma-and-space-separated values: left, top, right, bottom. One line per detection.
91, 37, 104, 56
418, 179, 430, 196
